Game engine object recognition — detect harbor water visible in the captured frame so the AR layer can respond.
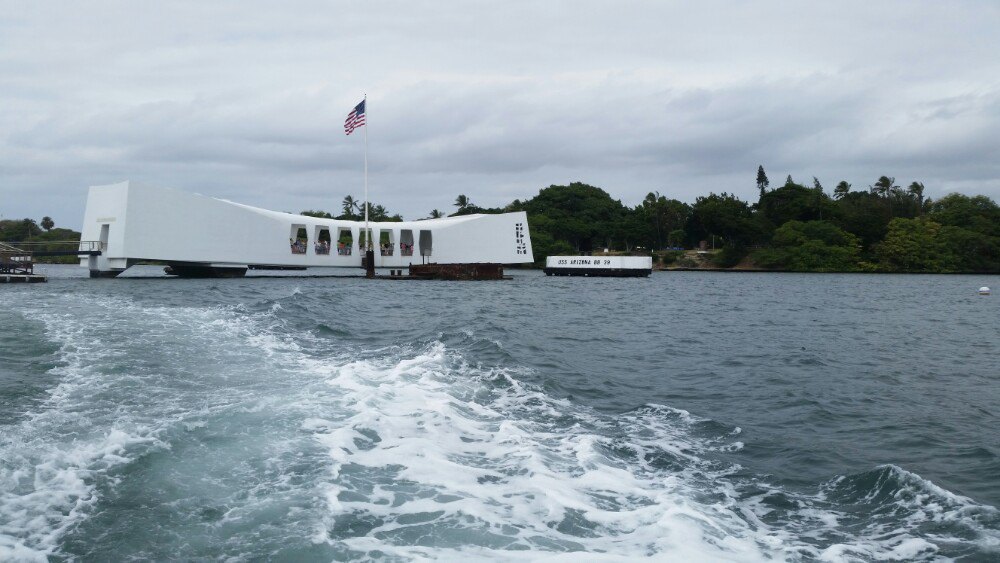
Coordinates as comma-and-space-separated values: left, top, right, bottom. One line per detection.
1, 265, 998, 561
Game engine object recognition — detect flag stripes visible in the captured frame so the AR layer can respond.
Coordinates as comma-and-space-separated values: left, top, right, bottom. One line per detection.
345, 99, 366, 135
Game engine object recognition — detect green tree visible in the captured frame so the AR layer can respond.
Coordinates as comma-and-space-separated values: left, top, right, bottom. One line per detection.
908, 182, 925, 215
867, 175, 918, 221
833, 181, 851, 200
876, 218, 956, 272
454, 194, 471, 210
667, 228, 687, 248
524, 227, 574, 266
929, 193, 1000, 237
429, 209, 443, 218
450, 201, 505, 217
40, 216, 54, 231
517, 182, 627, 252
639, 192, 691, 249
0, 222, 82, 263
342, 195, 359, 218
617, 208, 651, 251
752, 220, 860, 272
870, 176, 897, 198
356, 202, 401, 222
835, 191, 892, 250
0, 218, 42, 242
300, 210, 333, 218
936, 225, 1000, 272
757, 180, 839, 231
688, 192, 759, 248
757, 165, 770, 197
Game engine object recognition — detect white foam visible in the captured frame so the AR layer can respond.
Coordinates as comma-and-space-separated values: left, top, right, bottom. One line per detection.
302, 342, 781, 560
296, 339, 1000, 560
0, 292, 304, 558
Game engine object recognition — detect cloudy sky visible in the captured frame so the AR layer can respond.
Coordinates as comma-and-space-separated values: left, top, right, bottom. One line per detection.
2, 1, 999, 229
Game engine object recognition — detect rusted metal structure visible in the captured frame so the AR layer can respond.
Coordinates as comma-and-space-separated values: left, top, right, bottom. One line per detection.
408, 263, 505, 280
0, 242, 33, 275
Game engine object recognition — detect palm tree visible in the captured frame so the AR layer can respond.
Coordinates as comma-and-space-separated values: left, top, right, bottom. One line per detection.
871, 176, 897, 197
342, 195, 359, 217
429, 209, 443, 219
833, 181, 851, 200
40, 216, 54, 231
454, 194, 470, 210
871, 176, 901, 216
908, 181, 925, 215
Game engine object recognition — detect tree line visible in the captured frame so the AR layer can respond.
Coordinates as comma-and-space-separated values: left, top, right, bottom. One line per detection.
301, 195, 404, 222
323, 172, 1000, 272
0, 216, 58, 240
685, 169, 1000, 272
429, 170, 1000, 273
0, 216, 83, 263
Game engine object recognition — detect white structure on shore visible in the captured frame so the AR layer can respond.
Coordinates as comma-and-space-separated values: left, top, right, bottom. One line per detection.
543, 255, 652, 277
80, 181, 533, 277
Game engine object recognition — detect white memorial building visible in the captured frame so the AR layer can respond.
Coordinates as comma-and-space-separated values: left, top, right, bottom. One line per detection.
79, 181, 533, 277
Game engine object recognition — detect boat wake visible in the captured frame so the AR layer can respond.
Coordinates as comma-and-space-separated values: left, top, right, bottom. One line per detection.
302, 344, 771, 560
0, 292, 997, 561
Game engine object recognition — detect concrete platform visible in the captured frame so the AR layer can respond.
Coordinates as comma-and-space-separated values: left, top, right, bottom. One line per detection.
1, 274, 47, 283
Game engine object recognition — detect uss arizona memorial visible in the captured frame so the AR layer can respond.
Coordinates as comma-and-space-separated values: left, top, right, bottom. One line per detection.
80, 181, 534, 277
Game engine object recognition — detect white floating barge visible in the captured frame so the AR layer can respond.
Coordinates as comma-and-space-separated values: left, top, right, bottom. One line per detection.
544, 255, 652, 277
79, 181, 533, 277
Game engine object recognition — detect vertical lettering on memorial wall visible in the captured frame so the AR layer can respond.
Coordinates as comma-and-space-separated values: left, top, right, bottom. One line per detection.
515, 222, 527, 255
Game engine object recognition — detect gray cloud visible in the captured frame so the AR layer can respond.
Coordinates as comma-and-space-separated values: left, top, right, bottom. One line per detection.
2, 1, 999, 228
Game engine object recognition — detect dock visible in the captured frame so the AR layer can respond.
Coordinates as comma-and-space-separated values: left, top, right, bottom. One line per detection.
1, 241, 47, 282
1, 274, 47, 283
0, 240, 104, 284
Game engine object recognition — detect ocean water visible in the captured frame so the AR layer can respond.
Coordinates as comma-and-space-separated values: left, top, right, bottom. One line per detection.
1, 265, 998, 561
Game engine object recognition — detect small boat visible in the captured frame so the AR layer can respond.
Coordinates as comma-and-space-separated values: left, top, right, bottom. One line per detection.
543, 255, 652, 277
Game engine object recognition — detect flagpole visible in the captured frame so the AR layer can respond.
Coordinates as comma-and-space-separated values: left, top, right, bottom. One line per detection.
363, 94, 369, 250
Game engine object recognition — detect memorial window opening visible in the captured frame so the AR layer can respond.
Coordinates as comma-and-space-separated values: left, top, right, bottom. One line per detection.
290, 225, 307, 254
337, 228, 353, 256
379, 230, 394, 256
400, 229, 414, 257
315, 227, 331, 255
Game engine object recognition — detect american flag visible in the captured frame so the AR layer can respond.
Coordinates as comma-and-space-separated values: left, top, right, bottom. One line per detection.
344, 100, 366, 135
